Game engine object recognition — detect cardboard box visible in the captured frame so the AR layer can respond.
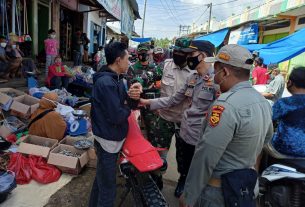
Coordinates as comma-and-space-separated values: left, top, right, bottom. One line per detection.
10, 95, 39, 119
60, 135, 96, 168
0, 88, 25, 111
48, 145, 89, 175
0, 124, 13, 138
18, 135, 58, 158
59, 136, 83, 146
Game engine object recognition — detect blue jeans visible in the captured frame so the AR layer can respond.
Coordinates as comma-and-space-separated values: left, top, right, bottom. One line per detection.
89, 141, 118, 207
46, 55, 56, 76
73, 51, 82, 66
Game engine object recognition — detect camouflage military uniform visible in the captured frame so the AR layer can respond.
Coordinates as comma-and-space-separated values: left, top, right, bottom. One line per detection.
131, 60, 163, 141
148, 37, 194, 149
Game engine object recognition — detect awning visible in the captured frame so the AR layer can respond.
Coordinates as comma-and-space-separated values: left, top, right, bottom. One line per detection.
79, 0, 119, 21
258, 28, 305, 64
131, 37, 152, 43
194, 28, 229, 47
240, 44, 267, 52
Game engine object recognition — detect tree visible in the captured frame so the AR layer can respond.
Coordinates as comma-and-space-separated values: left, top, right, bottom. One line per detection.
154, 38, 172, 48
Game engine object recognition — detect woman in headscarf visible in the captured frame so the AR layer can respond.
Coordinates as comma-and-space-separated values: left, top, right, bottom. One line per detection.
29, 92, 67, 140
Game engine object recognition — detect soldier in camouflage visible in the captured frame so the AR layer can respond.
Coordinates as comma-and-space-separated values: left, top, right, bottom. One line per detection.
129, 43, 163, 142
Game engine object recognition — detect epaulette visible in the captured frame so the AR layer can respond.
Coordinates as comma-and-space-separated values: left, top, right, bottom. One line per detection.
217, 91, 234, 102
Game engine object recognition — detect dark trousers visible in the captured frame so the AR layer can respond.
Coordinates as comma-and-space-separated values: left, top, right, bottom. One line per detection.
89, 141, 118, 207
50, 76, 69, 90
176, 134, 196, 176
73, 50, 82, 66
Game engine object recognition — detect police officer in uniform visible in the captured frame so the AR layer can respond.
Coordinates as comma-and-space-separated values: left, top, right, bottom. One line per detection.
141, 40, 218, 197
180, 45, 274, 207
144, 37, 195, 192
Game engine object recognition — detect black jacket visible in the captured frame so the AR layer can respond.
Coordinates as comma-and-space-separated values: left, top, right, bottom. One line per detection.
91, 65, 138, 141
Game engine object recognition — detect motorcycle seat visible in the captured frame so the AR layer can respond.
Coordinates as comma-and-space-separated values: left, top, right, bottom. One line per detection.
264, 142, 305, 173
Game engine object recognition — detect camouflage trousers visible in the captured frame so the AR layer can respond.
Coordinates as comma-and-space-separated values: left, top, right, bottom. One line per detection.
141, 108, 159, 142
147, 115, 175, 149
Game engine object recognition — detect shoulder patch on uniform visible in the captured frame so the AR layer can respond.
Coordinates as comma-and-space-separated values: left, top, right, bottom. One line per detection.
217, 91, 234, 101
209, 105, 225, 127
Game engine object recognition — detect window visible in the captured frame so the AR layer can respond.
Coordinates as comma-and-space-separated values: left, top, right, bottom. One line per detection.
298, 17, 305, 25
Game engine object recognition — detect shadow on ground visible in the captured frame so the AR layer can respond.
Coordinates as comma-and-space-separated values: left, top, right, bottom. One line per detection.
44, 167, 179, 207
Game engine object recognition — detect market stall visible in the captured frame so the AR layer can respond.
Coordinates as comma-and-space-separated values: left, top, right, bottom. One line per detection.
0, 81, 96, 205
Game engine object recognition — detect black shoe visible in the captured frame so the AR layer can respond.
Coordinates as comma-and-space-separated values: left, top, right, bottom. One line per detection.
151, 174, 163, 190
174, 175, 186, 198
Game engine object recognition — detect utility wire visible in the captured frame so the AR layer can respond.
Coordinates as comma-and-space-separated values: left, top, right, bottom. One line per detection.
158, 0, 183, 26
213, 0, 238, 6
194, 7, 209, 24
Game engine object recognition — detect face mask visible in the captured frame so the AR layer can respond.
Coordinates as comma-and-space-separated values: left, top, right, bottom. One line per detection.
12, 45, 17, 49
50, 34, 56, 39
173, 53, 187, 68
42, 97, 58, 106
214, 69, 228, 92
208, 66, 214, 74
138, 53, 148, 62
187, 54, 202, 70
153, 55, 162, 63
0, 42, 6, 48
55, 61, 61, 66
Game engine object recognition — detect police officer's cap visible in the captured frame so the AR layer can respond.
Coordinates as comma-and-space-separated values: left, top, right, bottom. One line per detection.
182, 40, 215, 57
205, 44, 253, 70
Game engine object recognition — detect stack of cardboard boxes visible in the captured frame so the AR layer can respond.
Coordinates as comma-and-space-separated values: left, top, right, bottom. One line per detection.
17, 134, 96, 175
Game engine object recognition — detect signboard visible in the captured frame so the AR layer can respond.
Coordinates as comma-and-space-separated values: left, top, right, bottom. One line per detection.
60, 0, 78, 11
228, 23, 259, 45
97, 0, 121, 20
121, 0, 134, 38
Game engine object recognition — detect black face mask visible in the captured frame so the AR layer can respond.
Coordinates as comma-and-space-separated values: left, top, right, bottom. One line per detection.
187, 54, 202, 70
138, 53, 149, 62
173, 53, 187, 68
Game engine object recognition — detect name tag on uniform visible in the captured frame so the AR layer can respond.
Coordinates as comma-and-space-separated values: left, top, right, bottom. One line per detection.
165, 74, 174, 79
202, 86, 215, 92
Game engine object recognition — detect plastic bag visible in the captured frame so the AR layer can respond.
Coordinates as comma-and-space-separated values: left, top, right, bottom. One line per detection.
8, 153, 31, 184
0, 170, 16, 193
0, 170, 17, 204
29, 155, 61, 184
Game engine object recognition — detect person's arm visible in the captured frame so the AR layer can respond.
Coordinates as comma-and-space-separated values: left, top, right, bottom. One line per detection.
261, 92, 274, 99
141, 79, 189, 110
252, 69, 258, 85
94, 79, 131, 125
262, 78, 282, 99
183, 102, 237, 206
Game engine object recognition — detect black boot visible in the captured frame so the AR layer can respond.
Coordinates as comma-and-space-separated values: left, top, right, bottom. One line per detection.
174, 175, 186, 198
151, 174, 163, 190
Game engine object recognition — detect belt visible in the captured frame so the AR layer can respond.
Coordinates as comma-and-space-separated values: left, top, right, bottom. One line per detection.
208, 177, 221, 188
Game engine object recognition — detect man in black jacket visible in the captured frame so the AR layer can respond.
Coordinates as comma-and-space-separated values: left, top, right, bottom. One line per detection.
89, 42, 141, 207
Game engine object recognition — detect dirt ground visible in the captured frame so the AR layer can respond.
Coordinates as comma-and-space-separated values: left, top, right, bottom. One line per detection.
44, 167, 178, 207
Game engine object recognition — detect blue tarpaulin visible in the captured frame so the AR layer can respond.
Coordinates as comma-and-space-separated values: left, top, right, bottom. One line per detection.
131, 37, 152, 43
195, 28, 229, 47
240, 44, 267, 52
254, 28, 305, 64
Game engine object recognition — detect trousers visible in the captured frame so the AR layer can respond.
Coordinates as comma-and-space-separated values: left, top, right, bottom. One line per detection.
88, 141, 118, 207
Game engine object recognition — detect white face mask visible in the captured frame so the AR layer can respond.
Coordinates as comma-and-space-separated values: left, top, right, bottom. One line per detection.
50, 34, 56, 39
12, 45, 17, 49
0, 42, 6, 48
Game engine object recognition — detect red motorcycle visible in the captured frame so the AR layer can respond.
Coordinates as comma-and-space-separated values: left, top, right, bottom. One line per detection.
118, 113, 168, 207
